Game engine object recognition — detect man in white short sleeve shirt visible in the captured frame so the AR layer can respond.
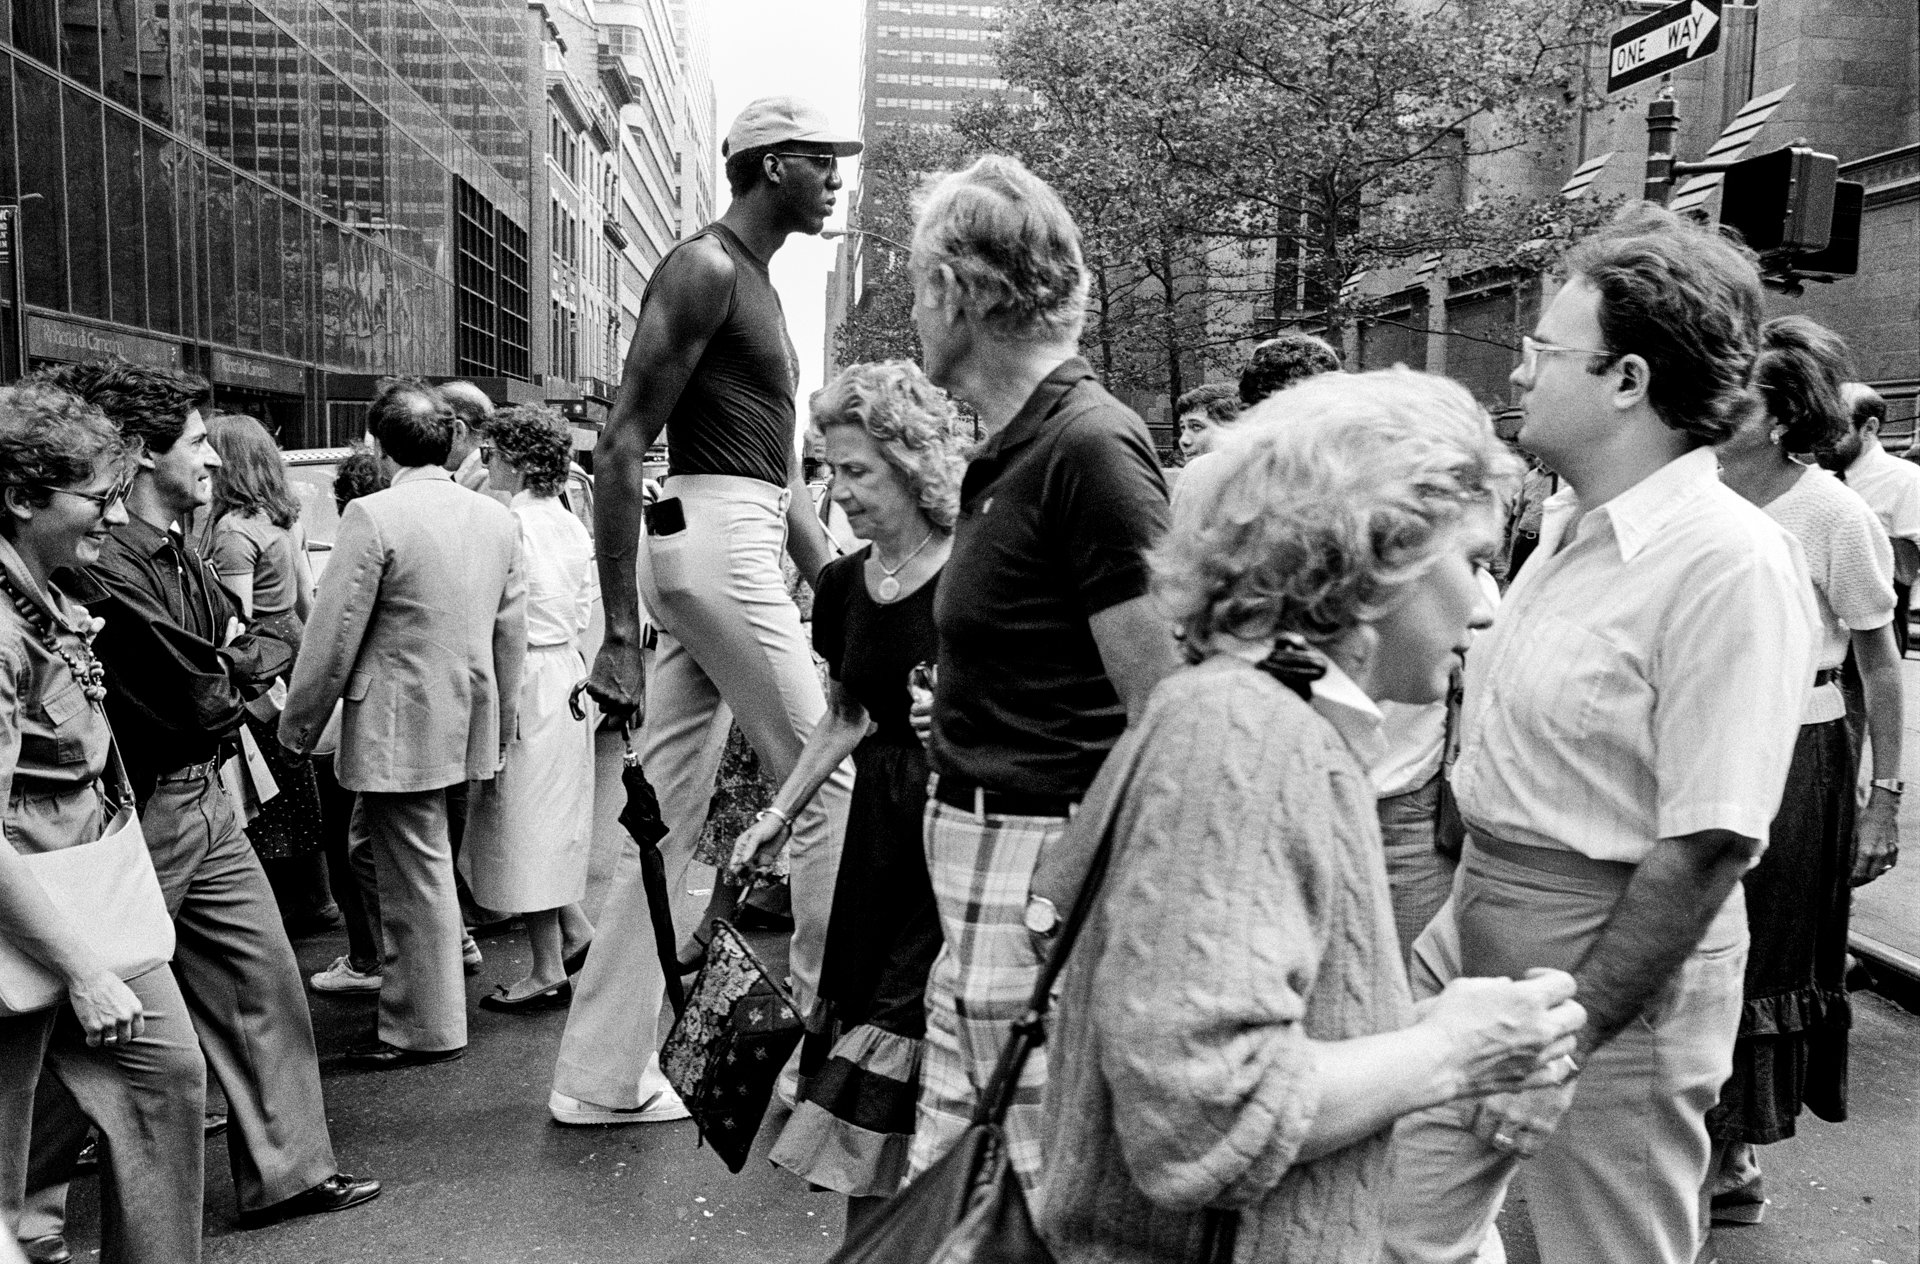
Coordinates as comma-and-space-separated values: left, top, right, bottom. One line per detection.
1825, 383, 1920, 653
1383, 206, 1817, 1264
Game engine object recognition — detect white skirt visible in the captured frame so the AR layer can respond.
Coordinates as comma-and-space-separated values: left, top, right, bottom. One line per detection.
459, 643, 595, 912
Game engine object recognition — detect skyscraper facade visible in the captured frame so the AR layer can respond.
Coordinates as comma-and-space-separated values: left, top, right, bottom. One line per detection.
1, 0, 533, 446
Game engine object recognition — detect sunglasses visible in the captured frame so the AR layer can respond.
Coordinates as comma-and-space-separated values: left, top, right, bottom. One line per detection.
773, 152, 839, 174
13, 473, 138, 513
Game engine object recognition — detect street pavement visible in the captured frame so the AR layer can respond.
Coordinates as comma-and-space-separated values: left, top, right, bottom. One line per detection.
55, 695, 1920, 1263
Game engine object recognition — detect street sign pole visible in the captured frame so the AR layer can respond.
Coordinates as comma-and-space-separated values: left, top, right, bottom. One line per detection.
1645, 84, 1681, 204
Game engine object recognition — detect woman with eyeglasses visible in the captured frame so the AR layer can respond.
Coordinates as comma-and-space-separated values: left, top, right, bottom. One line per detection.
202, 413, 331, 933
0, 384, 207, 1263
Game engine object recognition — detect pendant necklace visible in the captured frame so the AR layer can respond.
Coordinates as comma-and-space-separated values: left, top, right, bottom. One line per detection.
874, 529, 935, 602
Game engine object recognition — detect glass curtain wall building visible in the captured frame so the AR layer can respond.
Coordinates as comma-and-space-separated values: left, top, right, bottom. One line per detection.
0, 0, 533, 448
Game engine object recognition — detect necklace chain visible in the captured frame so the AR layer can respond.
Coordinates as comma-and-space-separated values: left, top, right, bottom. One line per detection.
0, 574, 108, 704
875, 528, 936, 577
872, 528, 938, 603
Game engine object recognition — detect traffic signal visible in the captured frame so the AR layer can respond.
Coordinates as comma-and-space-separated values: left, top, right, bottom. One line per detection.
1719, 145, 1839, 255
1792, 179, 1864, 281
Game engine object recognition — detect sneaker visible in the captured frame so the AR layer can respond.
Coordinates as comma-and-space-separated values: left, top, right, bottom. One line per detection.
462, 933, 483, 974
310, 957, 382, 994
548, 1088, 690, 1126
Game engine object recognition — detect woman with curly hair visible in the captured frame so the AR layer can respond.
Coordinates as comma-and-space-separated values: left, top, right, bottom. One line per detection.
458, 406, 597, 1011
1704, 316, 1901, 1222
1035, 370, 1585, 1263
732, 361, 969, 1230
201, 413, 330, 922
0, 384, 206, 1262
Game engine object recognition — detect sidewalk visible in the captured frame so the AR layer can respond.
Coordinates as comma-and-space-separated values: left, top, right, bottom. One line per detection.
1845, 654, 1920, 987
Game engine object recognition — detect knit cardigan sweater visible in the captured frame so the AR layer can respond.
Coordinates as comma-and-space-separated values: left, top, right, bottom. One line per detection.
1034, 655, 1415, 1263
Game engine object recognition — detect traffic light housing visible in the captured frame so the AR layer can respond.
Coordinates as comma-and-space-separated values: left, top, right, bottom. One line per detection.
1791, 179, 1864, 281
1719, 145, 1838, 254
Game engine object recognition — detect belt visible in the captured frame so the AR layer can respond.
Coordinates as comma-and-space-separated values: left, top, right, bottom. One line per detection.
1467, 831, 1635, 882
933, 775, 1077, 819
155, 757, 222, 785
1813, 667, 1840, 686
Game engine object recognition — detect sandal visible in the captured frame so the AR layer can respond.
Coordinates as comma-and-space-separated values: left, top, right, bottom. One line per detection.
478, 980, 573, 1013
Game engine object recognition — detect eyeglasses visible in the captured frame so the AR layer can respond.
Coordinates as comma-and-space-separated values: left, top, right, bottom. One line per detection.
14, 473, 138, 513
1519, 335, 1614, 377
773, 152, 839, 174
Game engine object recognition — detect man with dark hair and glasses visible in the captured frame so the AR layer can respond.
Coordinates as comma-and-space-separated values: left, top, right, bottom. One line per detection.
1384, 206, 1817, 1264
26, 358, 380, 1239
558, 96, 861, 1127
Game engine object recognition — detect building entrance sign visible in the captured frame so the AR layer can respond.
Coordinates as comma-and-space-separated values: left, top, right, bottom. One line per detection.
27, 315, 183, 370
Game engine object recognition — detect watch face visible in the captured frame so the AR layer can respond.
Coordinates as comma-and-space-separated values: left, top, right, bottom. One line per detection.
1023, 897, 1058, 934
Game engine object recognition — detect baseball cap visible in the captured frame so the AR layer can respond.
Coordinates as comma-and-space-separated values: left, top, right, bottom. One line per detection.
721, 96, 863, 158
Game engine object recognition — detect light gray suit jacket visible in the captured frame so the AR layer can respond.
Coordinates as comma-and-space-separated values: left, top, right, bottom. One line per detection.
281, 466, 527, 793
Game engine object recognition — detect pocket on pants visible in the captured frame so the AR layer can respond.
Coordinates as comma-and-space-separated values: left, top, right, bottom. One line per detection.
644, 528, 692, 597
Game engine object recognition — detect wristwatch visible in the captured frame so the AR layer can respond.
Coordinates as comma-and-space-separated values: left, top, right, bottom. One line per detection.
1870, 778, 1906, 795
1023, 894, 1060, 936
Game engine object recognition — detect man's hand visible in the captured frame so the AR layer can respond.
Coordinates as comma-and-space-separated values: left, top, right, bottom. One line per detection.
583, 638, 646, 727
1471, 1077, 1580, 1159
1853, 793, 1900, 886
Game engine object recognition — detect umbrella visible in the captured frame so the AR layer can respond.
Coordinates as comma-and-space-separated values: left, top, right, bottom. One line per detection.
573, 681, 686, 1018
616, 734, 687, 1018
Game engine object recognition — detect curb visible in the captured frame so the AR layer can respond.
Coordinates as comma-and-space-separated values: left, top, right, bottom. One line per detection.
1849, 930, 1920, 1014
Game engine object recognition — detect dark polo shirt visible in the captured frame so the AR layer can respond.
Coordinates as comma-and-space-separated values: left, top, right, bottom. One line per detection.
931, 357, 1170, 798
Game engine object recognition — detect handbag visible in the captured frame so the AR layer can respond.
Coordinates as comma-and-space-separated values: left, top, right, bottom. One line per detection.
659, 913, 805, 1173
822, 646, 1337, 1264
0, 741, 176, 1016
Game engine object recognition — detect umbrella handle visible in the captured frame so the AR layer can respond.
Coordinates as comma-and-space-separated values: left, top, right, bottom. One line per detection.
620, 723, 637, 768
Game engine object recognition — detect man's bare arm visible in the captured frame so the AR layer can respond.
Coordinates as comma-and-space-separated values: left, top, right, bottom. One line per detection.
1569, 827, 1760, 1059
1089, 594, 1181, 724
784, 451, 835, 588
586, 241, 733, 721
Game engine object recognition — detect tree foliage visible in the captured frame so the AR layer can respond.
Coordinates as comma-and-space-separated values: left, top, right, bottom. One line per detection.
836, 0, 1623, 413
832, 125, 971, 369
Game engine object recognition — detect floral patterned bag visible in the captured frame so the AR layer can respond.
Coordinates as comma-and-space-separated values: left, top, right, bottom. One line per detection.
660, 919, 804, 1172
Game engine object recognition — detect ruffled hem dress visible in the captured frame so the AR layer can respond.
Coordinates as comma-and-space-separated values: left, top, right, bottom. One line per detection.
768, 548, 943, 1197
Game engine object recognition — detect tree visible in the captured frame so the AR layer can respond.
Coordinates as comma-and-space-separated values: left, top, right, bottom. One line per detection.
831, 124, 971, 368
950, 0, 1620, 408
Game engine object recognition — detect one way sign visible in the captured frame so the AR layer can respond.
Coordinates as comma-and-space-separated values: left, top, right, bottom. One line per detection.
1607, 0, 1723, 94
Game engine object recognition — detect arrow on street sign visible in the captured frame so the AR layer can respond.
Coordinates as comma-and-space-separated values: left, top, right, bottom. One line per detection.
1607, 0, 1723, 95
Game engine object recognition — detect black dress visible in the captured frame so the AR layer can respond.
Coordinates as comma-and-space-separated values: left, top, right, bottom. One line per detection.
769, 547, 943, 1198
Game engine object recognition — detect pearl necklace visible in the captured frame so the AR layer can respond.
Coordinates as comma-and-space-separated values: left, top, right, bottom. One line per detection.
872, 529, 936, 603
0, 573, 108, 704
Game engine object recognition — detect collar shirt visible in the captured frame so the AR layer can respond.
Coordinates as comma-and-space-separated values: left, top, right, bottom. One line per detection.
510, 491, 597, 647
65, 515, 293, 802
931, 357, 1170, 797
1843, 438, 1920, 544
1452, 446, 1817, 863
1217, 637, 1386, 769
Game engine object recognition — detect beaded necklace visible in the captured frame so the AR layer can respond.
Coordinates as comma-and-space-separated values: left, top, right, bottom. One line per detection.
0, 572, 108, 703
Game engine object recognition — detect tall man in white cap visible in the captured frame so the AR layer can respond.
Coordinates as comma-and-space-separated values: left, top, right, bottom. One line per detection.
556, 97, 859, 1124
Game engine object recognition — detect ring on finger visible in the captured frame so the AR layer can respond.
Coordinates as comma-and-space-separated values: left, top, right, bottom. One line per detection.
1491, 1130, 1517, 1152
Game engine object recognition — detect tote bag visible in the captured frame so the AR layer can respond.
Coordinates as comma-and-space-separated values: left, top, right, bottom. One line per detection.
0, 744, 175, 1015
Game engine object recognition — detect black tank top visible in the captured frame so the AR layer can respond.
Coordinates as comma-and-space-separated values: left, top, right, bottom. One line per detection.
651, 223, 800, 487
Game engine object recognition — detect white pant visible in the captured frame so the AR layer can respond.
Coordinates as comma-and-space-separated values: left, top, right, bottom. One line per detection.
552, 474, 852, 1108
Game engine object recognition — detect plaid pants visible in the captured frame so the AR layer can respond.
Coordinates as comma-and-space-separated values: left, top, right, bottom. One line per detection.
906, 794, 1071, 1194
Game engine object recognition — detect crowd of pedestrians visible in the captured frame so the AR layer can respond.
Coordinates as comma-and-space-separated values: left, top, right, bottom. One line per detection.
0, 94, 1906, 1264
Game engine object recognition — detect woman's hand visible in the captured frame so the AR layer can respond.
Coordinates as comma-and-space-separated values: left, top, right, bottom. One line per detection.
67, 970, 145, 1048
1416, 968, 1585, 1101
1852, 792, 1899, 887
728, 813, 790, 882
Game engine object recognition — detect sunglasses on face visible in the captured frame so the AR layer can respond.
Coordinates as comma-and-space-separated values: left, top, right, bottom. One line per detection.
37, 473, 138, 513
774, 152, 839, 174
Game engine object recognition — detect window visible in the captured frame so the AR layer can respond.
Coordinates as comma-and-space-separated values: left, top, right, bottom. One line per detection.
456, 177, 530, 381
875, 2, 999, 16
876, 24, 998, 41
874, 97, 960, 113
875, 73, 1007, 89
